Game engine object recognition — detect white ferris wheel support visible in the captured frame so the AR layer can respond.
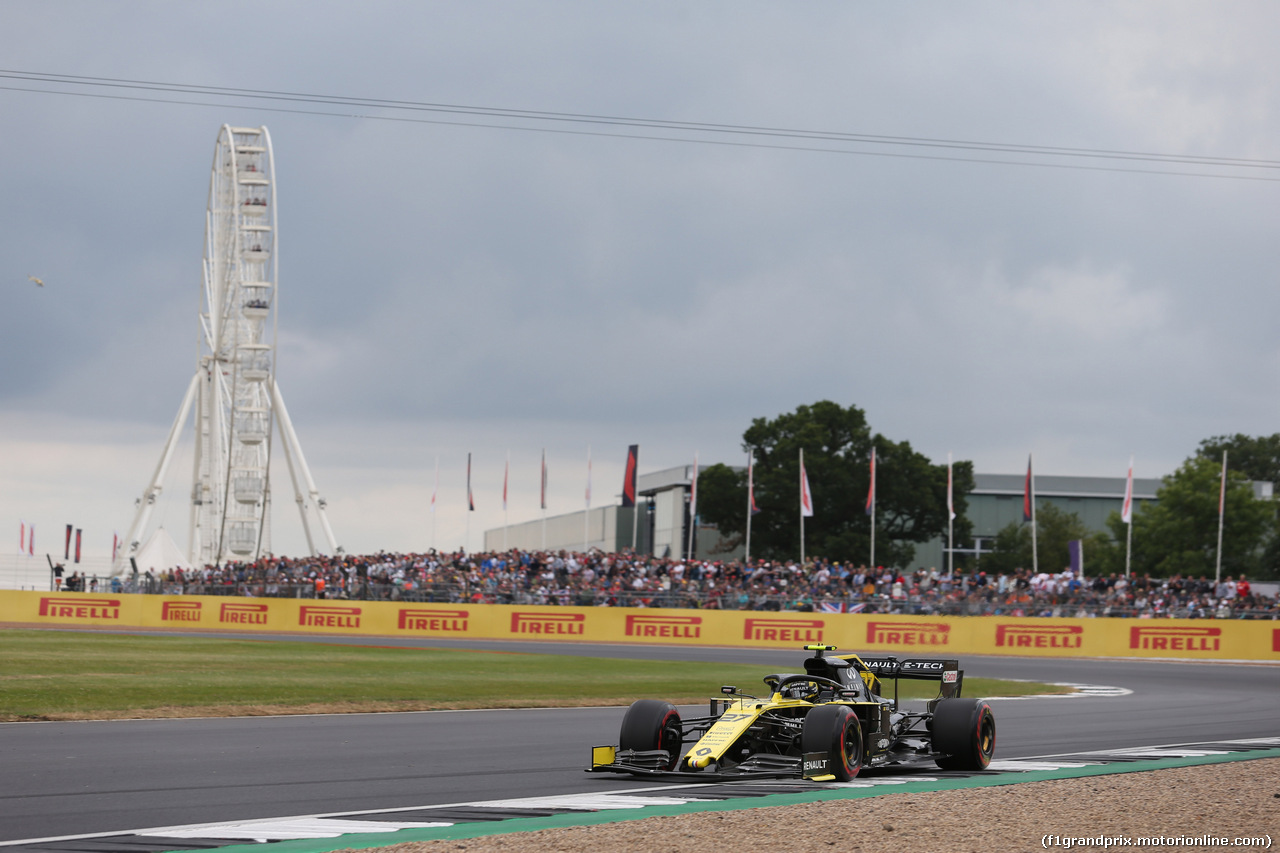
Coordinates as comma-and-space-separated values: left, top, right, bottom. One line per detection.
116, 125, 338, 572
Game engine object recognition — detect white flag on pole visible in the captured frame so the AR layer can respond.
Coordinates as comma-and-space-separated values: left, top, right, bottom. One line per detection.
947, 454, 955, 520
1121, 456, 1134, 524
689, 452, 699, 520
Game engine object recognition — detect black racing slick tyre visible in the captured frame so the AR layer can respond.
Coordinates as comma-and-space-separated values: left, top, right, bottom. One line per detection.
931, 698, 996, 771
800, 704, 863, 781
619, 699, 683, 771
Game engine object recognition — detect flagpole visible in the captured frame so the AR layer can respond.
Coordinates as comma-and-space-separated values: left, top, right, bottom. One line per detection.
584, 445, 592, 553
947, 452, 954, 580
745, 449, 753, 563
465, 451, 473, 554
1125, 518, 1133, 579
799, 448, 806, 566
540, 448, 547, 551
502, 450, 509, 552
1122, 455, 1134, 579
686, 451, 698, 561
1215, 450, 1227, 585
431, 455, 439, 552
1030, 453, 1038, 574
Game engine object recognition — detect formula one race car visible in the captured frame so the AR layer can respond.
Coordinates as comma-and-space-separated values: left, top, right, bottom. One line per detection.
589, 645, 994, 781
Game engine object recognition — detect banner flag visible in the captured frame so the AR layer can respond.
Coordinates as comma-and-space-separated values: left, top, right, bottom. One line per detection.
1219, 451, 1228, 518
65, 524, 72, 560
947, 456, 956, 520
621, 444, 638, 508
1215, 450, 1228, 584
540, 448, 547, 510
865, 447, 876, 516
800, 451, 814, 518
74, 528, 82, 564
689, 452, 699, 520
1068, 539, 1083, 576
466, 453, 475, 511
1121, 456, 1134, 524
28, 524, 33, 556
748, 453, 761, 515
112, 531, 119, 563
1023, 455, 1035, 522
19, 521, 25, 552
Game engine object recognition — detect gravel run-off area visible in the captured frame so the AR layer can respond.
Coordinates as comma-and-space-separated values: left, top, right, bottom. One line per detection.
344, 758, 1280, 853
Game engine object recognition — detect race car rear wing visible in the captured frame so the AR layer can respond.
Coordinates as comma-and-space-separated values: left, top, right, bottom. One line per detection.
841, 655, 964, 700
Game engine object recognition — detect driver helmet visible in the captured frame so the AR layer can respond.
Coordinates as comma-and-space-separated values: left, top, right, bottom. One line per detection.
784, 681, 818, 701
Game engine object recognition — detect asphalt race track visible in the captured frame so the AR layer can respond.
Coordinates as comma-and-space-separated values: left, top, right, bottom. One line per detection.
2, 636, 1277, 844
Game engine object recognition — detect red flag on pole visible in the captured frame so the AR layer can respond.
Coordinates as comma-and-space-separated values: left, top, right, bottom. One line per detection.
800, 453, 814, 518
621, 445, 638, 508
28, 524, 34, 556
502, 454, 509, 512
74, 528, 82, 564
65, 524, 72, 560
19, 521, 25, 553
1022, 455, 1035, 522
865, 447, 876, 516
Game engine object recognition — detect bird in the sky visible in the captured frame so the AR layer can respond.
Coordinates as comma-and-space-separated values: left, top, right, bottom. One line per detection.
27, 276, 44, 287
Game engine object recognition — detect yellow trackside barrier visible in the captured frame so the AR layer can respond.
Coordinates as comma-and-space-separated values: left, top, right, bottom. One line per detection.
1, 590, 1276, 662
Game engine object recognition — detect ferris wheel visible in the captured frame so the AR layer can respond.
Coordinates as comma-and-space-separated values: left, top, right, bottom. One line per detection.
118, 125, 339, 569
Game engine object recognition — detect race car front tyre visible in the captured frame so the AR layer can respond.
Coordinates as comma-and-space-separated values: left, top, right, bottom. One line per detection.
931, 698, 995, 771
619, 699, 683, 771
800, 704, 862, 781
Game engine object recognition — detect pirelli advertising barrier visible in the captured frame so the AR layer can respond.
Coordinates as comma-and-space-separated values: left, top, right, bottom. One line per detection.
1, 590, 1277, 661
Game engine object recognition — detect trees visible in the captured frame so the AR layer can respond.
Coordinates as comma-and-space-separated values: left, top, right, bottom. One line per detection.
1196, 434, 1280, 579
980, 503, 1114, 577
696, 400, 972, 565
1107, 454, 1273, 579
1197, 433, 1280, 486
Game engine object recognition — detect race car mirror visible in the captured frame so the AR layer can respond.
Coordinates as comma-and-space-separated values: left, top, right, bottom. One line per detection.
721, 685, 738, 694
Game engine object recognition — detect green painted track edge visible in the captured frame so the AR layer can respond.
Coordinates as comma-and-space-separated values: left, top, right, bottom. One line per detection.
167, 748, 1280, 853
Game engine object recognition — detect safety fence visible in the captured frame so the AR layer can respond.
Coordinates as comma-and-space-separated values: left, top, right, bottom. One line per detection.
7, 572, 1277, 622
2, 589, 1278, 661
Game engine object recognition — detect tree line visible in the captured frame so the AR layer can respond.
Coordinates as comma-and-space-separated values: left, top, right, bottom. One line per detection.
696, 401, 1278, 580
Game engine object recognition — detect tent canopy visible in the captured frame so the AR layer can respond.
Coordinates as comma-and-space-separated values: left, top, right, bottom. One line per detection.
132, 527, 192, 574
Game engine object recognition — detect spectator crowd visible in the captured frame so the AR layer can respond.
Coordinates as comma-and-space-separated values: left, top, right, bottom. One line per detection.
107, 548, 1280, 620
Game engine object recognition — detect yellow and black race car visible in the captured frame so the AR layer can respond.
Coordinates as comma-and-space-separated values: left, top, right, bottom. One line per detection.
589, 644, 995, 781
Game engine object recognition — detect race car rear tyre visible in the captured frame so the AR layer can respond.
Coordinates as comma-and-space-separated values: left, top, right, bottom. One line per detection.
800, 704, 862, 781
931, 698, 995, 770
619, 699, 683, 771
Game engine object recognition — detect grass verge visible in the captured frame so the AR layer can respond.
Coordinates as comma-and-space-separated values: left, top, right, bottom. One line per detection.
0, 629, 1070, 721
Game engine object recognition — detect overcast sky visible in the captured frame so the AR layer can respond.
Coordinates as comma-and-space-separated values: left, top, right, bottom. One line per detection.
2, 2, 1277, 559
